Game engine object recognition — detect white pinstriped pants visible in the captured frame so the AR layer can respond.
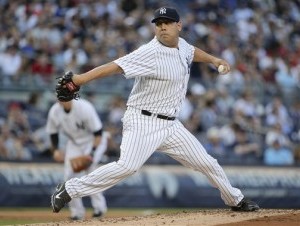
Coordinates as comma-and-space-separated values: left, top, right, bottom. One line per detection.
66, 108, 244, 206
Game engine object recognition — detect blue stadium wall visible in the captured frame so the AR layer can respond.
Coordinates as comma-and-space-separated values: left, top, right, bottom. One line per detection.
0, 163, 299, 208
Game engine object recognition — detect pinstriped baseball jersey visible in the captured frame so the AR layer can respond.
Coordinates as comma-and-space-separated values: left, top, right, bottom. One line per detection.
49, 6, 260, 215
114, 37, 194, 117
65, 36, 244, 208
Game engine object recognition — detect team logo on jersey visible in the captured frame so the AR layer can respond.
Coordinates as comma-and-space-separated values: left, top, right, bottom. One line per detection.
160, 8, 166, 14
76, 121, 86, 130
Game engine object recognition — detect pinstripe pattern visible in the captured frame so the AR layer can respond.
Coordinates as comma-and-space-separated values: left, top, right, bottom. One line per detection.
66, 109, 243, 206
65, 36, 244, 207
114, 37, 193, 116
159, 121, 242, 205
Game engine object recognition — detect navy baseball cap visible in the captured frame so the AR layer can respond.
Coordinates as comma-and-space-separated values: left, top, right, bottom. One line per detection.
151, 7, 180, 23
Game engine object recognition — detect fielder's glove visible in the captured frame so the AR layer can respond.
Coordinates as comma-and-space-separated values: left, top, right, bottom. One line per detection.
56, 71, 80, 102
70, 155, 93, 173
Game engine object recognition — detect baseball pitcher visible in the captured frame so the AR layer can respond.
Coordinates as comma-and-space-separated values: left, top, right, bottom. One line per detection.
51, 6, 259, 214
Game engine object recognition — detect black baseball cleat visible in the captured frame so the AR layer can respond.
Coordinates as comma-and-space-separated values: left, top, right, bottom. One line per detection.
51, 183, 71, 213
231, 198, 260, 212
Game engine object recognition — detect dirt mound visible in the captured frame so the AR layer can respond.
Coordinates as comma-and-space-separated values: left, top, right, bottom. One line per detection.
24, 209, 299, 226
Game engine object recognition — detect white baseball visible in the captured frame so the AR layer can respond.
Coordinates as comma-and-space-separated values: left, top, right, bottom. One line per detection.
218, 65, 226, 73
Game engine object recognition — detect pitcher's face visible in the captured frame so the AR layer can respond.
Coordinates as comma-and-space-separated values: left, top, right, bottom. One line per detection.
154, 19, 182, 48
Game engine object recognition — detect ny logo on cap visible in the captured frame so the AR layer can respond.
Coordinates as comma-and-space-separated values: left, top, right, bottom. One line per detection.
160, 7, 166, 14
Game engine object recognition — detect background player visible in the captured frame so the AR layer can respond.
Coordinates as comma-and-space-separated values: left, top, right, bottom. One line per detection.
46, 98, 108, 220
52, 6, 259, 213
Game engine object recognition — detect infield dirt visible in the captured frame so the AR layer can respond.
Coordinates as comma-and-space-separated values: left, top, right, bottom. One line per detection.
2, 208, 299, 226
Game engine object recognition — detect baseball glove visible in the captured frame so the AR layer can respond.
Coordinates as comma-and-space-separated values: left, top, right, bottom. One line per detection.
56, 71, 80, 102
70, 155, 93, 173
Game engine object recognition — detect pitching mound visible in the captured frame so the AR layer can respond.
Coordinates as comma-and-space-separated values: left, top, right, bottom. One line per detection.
24, 209, 299, 226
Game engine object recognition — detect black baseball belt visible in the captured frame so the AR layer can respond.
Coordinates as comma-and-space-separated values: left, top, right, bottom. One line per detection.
141, 110, 175, 121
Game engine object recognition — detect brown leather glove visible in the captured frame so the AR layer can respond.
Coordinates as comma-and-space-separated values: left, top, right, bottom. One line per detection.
70, 155, 93, 173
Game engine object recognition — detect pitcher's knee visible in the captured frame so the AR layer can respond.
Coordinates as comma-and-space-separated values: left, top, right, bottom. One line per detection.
116, 160, 139, 177
196, 156, 219, 171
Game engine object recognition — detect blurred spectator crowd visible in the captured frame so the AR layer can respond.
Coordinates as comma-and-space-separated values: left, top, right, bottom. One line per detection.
0, 0, 300, 166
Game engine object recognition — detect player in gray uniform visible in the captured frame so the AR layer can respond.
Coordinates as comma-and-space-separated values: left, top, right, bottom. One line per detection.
47, 99, 108, 220
51, 7, 259, 212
